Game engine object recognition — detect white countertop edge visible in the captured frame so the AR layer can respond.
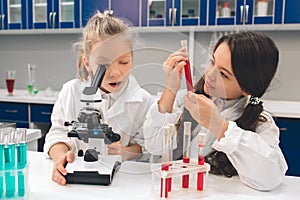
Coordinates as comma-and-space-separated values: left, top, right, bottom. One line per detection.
0, 89, 58, 104
263, 100, 300, 119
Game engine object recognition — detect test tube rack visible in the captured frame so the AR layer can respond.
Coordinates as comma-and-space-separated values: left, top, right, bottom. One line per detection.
151, 159, 210, 199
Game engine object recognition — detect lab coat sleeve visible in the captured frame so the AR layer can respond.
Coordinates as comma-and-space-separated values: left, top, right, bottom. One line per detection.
43, 80, 81, 158
143, 100, 182, 155
212, 113, 288, 191
130, 92, 155, 152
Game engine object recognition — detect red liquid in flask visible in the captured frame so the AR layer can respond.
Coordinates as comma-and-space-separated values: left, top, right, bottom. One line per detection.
6, 79, 15, 94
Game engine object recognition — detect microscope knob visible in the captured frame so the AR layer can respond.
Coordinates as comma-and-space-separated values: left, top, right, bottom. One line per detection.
78, 149, 84, 157
84, 149, 98, 162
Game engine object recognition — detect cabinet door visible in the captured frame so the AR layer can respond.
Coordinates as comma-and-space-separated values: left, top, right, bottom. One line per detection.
0, 102, 29, 128
7, 0, 27, 29
142, 0, 171, 26
28, 0, 49, 29
253, 0, 283, 24
275, 117, 300, 176
179, 0, 207, 26
0, 0, 8, 30
81, 0, 109, 27
0, 0, 26, 30
284, 0, 300, 24
56, 0, 80, 28
209, 0, 237, 25
111, 0, 140, 26
30, 104, 53, 123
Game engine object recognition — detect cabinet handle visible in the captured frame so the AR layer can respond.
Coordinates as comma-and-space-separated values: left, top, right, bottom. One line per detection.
172, 8, 177, 25
245, 4, 249, 24
279, 128, 287, 131
41, 112, 52, 115
49, 12, 53, 27
5, 109, 18, 113
240, 5, 244, 23
2, 14, 5, 29
52, 12, 56, 27
169, 8, 172, 24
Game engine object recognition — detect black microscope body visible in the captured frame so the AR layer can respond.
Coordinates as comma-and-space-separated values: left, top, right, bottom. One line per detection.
64, 65, 121, 185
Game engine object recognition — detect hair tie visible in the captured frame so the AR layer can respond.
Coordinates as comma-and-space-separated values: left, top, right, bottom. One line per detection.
249, 96, 261, 105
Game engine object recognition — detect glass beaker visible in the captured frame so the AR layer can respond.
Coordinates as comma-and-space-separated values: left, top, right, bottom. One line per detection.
27, 64, 36, 95
6, 70, 16, 96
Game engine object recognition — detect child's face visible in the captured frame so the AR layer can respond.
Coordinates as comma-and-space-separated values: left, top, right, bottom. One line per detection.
204, 42, 245, 99
87, 36, 132, 93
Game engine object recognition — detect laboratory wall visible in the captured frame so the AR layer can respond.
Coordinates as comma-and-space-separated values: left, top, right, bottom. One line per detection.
0, 30, 299, 101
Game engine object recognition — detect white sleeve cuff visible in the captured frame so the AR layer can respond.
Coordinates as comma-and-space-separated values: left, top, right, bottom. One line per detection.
148, 101, 181, 127
212, 121, 242, 154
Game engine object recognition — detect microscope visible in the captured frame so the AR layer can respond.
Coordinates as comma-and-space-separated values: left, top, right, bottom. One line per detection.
64, 65, 122, 185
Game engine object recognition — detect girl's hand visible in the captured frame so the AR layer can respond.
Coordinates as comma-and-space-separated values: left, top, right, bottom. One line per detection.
107, 141, 123, 155
51, 151, 74, 186
162, 47, 188, 95
184, 91, 228, 139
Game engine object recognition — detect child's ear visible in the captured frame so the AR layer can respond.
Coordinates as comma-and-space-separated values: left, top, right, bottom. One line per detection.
82, 56, 92, 73
242, 90, 250, 97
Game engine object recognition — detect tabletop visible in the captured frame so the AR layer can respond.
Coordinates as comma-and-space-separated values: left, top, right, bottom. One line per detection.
27, 151, 299, 200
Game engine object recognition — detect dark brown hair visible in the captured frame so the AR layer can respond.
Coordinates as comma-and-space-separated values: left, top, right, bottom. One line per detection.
196, 31, 279, 177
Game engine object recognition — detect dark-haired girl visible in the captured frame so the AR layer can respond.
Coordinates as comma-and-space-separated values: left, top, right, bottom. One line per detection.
144, 31, 288, 191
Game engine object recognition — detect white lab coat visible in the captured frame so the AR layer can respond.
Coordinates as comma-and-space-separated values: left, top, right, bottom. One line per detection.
143, 90, 288, 191
44, 74, 154, 156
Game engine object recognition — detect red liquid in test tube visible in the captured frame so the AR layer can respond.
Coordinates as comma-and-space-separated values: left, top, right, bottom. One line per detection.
182, 156, 190, 188
160, 163, 171, 198
182, 122, 191, 189
180, 40, 193, 92
160, 126, 171, 198
197, 146, 205, 191
197, 133, 207, 191
184, 60, 193, 92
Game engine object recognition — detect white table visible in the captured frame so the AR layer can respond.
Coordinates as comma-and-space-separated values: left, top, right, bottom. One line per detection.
27, 151, 300, 200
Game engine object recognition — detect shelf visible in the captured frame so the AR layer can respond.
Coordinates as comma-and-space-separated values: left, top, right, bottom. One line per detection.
1, 24, 300, 35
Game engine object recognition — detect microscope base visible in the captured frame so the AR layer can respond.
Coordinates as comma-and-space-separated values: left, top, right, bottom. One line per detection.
65, 155, 122, 185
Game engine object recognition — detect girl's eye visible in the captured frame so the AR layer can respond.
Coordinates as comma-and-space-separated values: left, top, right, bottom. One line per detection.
209, 58, 215, 66
120, 61, 129, 65
220, 71, 228, 79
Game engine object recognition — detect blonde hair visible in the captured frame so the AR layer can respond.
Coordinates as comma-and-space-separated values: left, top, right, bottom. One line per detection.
75, 11, 133, 80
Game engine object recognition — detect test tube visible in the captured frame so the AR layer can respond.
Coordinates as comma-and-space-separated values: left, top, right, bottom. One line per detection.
182, 122, 191, 188
197, 133, 206, 191
0, 130, 5, 198
180, 40, 193, 92
167, 124, 176, 193
4, 128, 16, 198
160, 126, 171, 198
16, 128, 27, 197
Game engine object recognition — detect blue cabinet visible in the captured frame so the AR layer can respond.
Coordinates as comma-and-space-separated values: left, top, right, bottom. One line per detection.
0, 102, 53, 128
275, 117, 300, 176
0, 0, 27, 30
82, 0, 140, 27
284, 0, 300, 24
0, 102, 29, 128
209, 0, 283, 26
27, 0, 80, 29
142, 0, 207, 27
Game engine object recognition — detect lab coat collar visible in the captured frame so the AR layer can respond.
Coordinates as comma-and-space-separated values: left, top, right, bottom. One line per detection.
106, 74, 144, 119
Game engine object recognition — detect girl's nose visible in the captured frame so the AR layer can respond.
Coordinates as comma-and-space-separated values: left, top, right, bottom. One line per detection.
107, 63, 121, 79
206, 66, 217, 82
